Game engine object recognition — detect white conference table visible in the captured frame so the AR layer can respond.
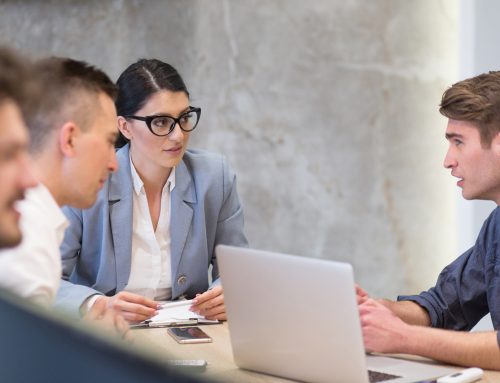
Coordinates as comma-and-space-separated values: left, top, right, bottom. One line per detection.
133, 323, 500, 383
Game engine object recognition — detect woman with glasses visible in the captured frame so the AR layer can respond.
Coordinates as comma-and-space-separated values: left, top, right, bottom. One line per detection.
57, 59, 248, 323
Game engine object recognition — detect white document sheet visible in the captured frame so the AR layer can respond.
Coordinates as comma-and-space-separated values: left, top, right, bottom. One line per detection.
147, 300, 218, 327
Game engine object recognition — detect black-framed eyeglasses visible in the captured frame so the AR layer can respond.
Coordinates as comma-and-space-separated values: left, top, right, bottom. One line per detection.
124, 106, 201, 137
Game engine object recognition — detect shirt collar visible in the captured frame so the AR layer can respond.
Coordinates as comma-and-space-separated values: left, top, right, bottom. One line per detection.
24, 183, 68, 233
129, 156, 176, 196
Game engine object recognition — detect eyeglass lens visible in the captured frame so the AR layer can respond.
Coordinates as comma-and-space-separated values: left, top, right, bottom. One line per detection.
150, 111, 198, 135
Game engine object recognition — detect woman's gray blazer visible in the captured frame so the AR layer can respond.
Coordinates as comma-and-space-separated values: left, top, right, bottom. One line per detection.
56, 144, 248, 314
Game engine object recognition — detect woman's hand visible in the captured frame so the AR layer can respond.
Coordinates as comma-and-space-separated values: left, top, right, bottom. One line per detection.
95, 291, 159, 323
190, 286, 226, 321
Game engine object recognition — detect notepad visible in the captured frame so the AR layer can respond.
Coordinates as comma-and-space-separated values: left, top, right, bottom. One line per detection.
145, 300, 219, 327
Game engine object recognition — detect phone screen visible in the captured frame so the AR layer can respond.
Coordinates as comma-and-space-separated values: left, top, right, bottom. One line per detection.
168, 327, 212, 344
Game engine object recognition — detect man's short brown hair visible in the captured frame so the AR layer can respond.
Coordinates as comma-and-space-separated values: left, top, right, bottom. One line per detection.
440, 71, 500, 147
27, 57, 118, 153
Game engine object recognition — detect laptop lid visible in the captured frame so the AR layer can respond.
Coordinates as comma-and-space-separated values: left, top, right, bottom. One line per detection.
217, 245, 458, 383
217, 245, 369, 383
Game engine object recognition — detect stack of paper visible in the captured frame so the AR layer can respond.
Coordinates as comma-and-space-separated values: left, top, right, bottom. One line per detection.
146, 300, 219, 327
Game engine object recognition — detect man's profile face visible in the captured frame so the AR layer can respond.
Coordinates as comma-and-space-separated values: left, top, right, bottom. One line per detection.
0, 100, 37, 248
444, 119, 500, 204
70, 92, 119, 209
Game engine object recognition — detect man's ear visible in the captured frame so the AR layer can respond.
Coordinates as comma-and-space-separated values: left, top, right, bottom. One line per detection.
59, 122, 79, 156
117, 116, 133, 140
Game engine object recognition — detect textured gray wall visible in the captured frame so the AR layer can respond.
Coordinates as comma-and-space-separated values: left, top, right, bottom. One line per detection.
0, 0, 458, 298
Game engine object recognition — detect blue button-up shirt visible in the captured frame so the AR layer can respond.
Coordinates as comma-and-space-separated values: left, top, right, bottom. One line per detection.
399, 206, 500, 345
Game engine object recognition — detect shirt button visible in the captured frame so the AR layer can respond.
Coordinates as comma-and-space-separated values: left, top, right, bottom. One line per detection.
177, 275, 187, 286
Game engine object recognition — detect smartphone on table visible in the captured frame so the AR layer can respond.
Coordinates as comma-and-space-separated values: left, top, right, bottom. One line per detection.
167, 326, 212, 344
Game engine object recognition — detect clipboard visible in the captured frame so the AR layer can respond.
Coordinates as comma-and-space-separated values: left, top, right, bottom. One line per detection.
130, 299, 220, 329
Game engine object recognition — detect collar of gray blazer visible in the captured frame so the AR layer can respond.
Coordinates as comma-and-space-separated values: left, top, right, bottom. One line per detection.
106, 144, 197, 295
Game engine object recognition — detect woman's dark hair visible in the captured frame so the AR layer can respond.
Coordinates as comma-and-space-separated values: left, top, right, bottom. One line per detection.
115, 59, 189, 148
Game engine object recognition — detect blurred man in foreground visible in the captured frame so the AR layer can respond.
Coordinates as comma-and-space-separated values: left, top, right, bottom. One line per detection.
0, 48, 128, 338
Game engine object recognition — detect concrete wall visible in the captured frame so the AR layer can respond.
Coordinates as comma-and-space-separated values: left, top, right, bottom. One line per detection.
0, 0, 459, 298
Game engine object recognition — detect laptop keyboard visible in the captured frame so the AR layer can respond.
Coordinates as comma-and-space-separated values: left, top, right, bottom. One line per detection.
368, 370, 402, 382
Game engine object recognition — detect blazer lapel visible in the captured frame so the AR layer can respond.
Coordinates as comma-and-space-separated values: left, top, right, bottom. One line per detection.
109, 145, 134, 293
170, 158, 196, 282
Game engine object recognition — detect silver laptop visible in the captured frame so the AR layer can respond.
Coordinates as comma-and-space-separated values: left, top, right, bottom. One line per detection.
216, 245, 458, 383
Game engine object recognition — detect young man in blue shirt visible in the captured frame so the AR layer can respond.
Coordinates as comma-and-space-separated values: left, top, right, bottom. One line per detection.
359, 71, 500, 370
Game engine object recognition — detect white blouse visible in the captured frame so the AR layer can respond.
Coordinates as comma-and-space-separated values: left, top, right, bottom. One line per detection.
125, 157, 175, 301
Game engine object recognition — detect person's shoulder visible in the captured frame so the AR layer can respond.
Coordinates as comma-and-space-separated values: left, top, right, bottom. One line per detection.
488, 206, 500, 224
477, 206, 500, 245
183, 148, 225, 163
182, 148, 227, 174
180, 149, 238, 194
